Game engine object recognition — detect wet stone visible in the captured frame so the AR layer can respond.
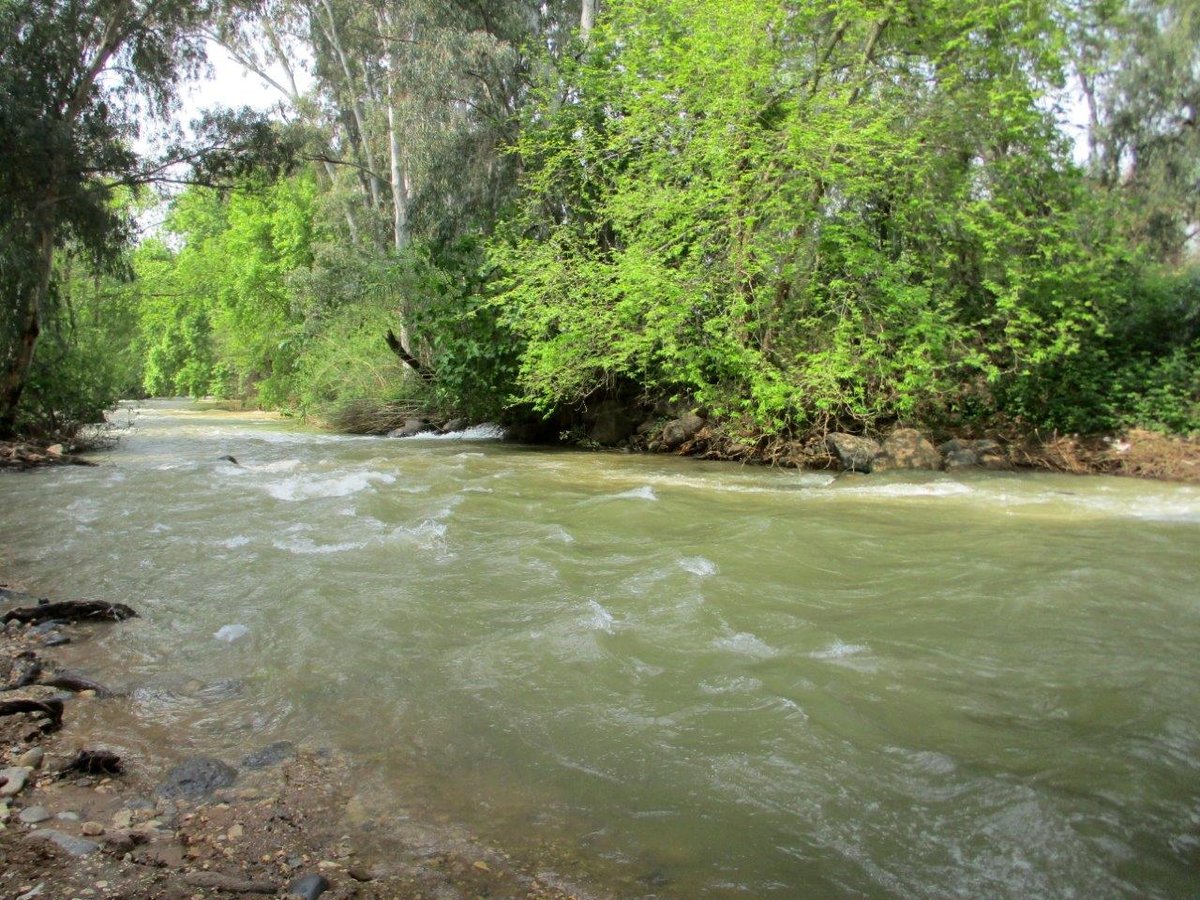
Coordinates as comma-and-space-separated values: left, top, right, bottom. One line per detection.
156, 756, 237, 800
16, 747, 44, 769
288, 873, 331, 900
241, 740, 296, 770
26, 829, 100, 856
1, 766, 29, 797
18, 805, 50, 824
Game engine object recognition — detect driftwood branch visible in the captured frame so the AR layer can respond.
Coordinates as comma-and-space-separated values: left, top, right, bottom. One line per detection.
384, 329, 436, 383
0, 698, 64, 733
2, 600, 137, 626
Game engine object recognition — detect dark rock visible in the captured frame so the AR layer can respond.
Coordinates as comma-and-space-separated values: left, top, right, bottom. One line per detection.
182, 871, 277, 894
938, 438, 1009, 470
288, 873, 331, 900
29, 620, 64, 635
156, 756, 237, 800
943, 448, 980, 470
39, 633, 70, 648
25, 829, 99, 856
661, 413, 706, 450
873, 429, 942, 471
347, 867, 375, 882
441, 417, 469, 433
60, 749, 123, 776
825, 433, 881, 473
587, 400, 638, 446
218, 455, 240, 465
241, 741, 296, 770
386, 419, 436, 439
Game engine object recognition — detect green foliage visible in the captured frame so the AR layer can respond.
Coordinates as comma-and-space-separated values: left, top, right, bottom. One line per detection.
16, 249, 144, 437
492, 0, 1125, 433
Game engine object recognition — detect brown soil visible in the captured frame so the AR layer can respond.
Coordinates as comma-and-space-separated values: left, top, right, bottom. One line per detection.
0, 592, 593, 900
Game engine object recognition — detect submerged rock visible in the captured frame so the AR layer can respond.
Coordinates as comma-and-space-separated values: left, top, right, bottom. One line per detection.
825, 433, 881, 472
387, 418, 436, 438
156, 756, 237, 800
241, 741, 296, 770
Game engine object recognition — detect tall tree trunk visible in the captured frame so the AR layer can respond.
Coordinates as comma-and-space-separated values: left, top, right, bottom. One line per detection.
580, 0, 598, 42
317, 0, 384, 210
0, 222, 53, 438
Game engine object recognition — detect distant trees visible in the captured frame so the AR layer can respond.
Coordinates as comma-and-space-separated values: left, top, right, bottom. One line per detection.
0, 0, 295, 437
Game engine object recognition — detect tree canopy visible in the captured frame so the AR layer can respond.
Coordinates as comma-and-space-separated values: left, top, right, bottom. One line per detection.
2, 0, 1197, 441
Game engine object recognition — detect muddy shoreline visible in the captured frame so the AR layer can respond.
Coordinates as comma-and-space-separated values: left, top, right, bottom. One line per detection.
1, 586, 594, 900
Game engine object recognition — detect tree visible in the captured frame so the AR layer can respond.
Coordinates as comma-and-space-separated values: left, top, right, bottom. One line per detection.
0, 0, 294, 437
492, 0, 1124, 432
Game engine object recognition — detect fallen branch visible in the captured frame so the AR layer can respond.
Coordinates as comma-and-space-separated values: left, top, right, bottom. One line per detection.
384, 329, 436, 383
3, 599, 137, 626
0, 697, 64, 732
59, 748, 123, 777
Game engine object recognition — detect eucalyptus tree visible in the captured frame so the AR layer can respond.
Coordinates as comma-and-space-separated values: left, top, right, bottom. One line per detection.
1070, 0, 1199, 261
0, 0, 295, 437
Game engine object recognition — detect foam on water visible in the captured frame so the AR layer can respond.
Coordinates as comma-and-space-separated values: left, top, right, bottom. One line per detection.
214, 624, 248, 642
587, 600, 617, 634
264, 470, 396, 501
608, 485, 658, 501
218, 535, 252, 549
401, 424, 507, 441
679, 556, 718, 576
713, 632, 777, 658
273, 536, 368, 555
810, 640, 869, 660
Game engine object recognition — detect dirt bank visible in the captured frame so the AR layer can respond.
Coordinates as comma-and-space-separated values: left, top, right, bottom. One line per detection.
0, 587, 593, 900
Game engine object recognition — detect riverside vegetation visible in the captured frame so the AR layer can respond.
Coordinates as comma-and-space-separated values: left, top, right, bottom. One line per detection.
1, 0, 1198, 476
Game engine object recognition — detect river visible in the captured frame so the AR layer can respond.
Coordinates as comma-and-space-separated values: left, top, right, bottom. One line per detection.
1, 400, 1198, 897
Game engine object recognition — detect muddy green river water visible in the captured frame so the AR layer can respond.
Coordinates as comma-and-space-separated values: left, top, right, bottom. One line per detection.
1, 401, 1198, 897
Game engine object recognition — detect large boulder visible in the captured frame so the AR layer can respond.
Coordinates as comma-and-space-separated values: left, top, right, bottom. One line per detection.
386, 419, 437, 439
873, 429, 942, 471
824, 433, 881, 473
587, 400, 638, 446
661, 413, 706, 450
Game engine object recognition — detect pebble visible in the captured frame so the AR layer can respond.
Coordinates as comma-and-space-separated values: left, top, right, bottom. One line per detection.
227, 823, 244, 841
56, 811, 80, 821
81, 820, 105, 836
111, 809, 133, 829
16, 747, 44, 769
18, 805, 51, 824
0, 766, 29, 797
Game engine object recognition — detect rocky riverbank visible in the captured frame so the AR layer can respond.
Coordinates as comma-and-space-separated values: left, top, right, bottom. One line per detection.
379, 406, 1200, 485
0, 440, 98, 471
0, 586, 592, 900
